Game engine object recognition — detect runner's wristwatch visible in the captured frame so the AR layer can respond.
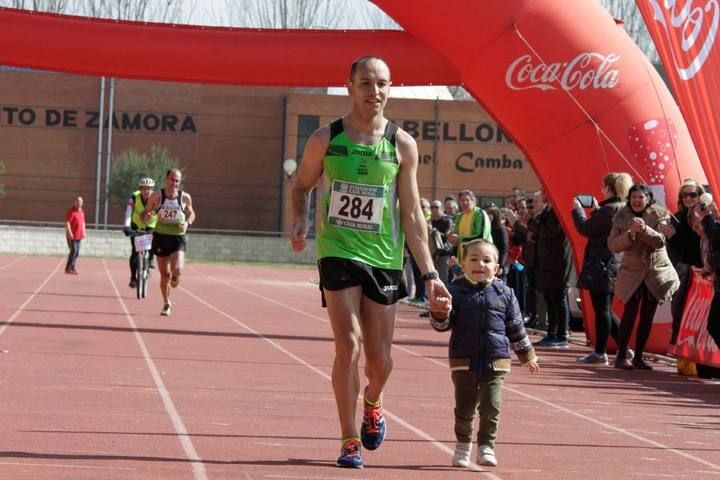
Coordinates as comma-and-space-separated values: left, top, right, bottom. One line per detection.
421, 271, 439, 281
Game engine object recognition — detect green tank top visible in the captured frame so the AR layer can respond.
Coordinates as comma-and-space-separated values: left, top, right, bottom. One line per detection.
317, 118, 404, 270
154, 189, 186, 236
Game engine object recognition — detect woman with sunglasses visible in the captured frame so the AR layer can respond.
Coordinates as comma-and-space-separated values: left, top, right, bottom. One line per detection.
658, 179, 705, 346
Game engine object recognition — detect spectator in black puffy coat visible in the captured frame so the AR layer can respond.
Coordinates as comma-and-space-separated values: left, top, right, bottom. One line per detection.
530, 192, 576, 348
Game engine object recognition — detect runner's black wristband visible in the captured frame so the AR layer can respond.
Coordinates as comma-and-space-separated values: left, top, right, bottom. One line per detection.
421, 271, 439, 281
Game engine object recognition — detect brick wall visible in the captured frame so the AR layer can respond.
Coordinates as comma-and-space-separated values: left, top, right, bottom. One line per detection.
0, 225, 316, 265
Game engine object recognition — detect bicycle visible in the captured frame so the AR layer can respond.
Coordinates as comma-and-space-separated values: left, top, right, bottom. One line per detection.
131, 231, 154, 299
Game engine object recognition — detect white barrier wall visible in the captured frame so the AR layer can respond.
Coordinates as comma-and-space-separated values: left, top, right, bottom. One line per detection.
0, 225, 316, 265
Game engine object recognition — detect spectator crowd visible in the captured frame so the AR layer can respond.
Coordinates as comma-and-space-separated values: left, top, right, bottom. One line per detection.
407, 178, 720, 378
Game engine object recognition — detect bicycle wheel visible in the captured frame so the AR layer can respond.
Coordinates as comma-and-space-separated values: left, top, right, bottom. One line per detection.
140, 252, 149, 298
137, 253, 146, 299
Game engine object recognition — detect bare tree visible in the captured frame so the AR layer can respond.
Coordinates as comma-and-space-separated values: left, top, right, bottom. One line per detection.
80, 0, 192, 23
216, 0, 348, 28
599, 0, 659, 63
0, 0, 70, 12
351, 1, 399, 29
0, 0, 196, 23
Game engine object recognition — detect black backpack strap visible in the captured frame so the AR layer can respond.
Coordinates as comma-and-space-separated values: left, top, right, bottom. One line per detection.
329, 118, 344, 141
383, 121, 399, 146
156, 189, 166, 213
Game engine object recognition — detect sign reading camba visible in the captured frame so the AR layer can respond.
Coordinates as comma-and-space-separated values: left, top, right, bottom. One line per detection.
505, 52, 621, 91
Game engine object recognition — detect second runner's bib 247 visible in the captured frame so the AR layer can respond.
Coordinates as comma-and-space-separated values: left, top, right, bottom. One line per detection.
158, 203, 185, 225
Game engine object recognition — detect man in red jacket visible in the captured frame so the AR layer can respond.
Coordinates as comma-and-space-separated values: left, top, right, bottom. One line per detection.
65, 196, 86, 274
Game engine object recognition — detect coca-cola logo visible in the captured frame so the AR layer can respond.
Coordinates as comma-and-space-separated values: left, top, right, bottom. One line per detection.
505, 52, 621, 91
648, 0, 719, 80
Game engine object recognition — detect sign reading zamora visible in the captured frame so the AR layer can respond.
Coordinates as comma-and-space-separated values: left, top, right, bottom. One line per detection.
399, 119, 525, 173
0, 106, 197, 133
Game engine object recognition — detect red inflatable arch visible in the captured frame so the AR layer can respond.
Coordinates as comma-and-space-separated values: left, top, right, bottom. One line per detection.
0, 1, 708, 353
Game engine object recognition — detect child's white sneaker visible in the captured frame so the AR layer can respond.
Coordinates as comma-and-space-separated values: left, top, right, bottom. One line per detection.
452, 442, 472, 467
477, 446, 497, 467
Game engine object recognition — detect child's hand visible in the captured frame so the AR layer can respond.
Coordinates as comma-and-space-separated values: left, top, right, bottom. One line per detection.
429, 295, 452, 319
447, 255, 458, 267
526, 361, 539, 373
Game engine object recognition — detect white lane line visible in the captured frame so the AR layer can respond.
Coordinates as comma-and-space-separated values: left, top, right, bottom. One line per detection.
0, 461, 135, 470
393, 344, 720, 471
192, 266, 720, 472
508, 387, 720, 470
264, 475, 362, 480
184, 267, 500, 478
0, 258, 64, 338
0, 256, 27, 271
102, 261, 208, 480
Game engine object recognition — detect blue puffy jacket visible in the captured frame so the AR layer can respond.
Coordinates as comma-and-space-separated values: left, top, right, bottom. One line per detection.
431, 276, 536, 375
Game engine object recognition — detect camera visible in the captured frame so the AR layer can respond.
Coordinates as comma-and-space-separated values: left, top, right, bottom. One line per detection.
575, 194, 594, 208
700, 192, 713, 211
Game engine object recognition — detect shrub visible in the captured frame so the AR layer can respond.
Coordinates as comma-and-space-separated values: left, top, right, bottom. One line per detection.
108, 144, 181, 210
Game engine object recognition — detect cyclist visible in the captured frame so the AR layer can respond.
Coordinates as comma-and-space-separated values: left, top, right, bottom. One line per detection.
123, 177, 157, 288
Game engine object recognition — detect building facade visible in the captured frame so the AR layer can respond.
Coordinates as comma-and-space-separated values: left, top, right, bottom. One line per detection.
0, 70, 539, 233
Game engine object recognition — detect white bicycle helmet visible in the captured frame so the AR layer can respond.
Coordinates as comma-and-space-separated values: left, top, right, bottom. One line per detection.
138, 177, 155, 188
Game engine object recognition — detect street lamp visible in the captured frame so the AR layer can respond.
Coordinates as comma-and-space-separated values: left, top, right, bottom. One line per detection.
283, 158, 297, 179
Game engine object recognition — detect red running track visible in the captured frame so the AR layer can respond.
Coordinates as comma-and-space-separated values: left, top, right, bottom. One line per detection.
0, 254, 718, 480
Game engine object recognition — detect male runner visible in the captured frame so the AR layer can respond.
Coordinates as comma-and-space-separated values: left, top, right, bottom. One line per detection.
290, 56, 451, 468
142, 168, 195, 316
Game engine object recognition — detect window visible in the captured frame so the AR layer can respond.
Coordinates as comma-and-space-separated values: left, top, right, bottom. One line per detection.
297, 115, 320, 234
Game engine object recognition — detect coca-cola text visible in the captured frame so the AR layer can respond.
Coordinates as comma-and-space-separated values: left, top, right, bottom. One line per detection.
505, 52, 621, 91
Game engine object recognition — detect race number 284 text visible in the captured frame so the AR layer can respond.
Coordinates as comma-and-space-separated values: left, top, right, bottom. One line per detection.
328, 180, 385, 233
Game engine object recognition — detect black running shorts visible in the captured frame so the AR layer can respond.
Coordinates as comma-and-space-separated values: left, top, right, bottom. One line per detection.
152, 233, 187, 258
318, 257, 407, 306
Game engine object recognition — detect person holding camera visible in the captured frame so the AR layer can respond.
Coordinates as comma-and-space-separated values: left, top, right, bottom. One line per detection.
571, 172, 632, 365
657, 179, 706, 345
608, 183, 679, 370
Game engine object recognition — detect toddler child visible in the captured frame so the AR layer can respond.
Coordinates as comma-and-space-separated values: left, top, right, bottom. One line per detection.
430, 239, 539, 468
